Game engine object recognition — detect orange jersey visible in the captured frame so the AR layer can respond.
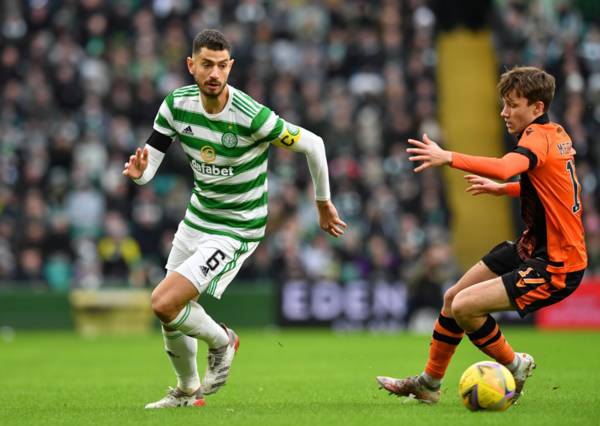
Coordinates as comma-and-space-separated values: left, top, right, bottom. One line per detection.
513, 114, 587, 273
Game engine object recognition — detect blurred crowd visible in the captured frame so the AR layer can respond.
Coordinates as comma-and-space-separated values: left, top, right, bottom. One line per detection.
0, 0, 598, 319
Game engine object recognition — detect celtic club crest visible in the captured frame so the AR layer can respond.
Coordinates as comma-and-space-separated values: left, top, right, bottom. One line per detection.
286, 123, 300, 135
221, 132, 238, 148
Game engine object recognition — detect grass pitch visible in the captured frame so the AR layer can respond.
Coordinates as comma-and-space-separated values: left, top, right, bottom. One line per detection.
1, 328, 599, 426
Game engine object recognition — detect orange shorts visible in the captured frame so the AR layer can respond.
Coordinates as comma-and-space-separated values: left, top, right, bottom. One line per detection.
482, 241, 585, 317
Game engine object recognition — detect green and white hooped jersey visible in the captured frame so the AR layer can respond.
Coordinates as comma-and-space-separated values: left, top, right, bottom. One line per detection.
153, 84, 291, 242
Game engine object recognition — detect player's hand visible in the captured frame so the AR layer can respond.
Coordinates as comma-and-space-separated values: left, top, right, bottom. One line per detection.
464, 174, 505, 196
407, 133, 452, 172
316, 200, 347, 238
122, 147, 148, 180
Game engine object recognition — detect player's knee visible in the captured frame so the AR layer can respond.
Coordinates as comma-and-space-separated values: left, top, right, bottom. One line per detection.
150, 290, 177, 322
450, 292, 471, 322
443, 287, 458, 312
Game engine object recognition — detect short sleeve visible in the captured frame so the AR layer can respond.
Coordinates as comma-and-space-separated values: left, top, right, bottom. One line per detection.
252, 107, 285, 143
513, 125, 548, 169
153, 92, 177, 137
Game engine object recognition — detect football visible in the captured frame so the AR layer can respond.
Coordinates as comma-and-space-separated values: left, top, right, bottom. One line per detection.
458, 361, 516, 411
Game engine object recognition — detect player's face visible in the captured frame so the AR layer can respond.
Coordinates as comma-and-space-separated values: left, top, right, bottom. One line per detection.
500, 90, 544, 135
187, 48, 234, 98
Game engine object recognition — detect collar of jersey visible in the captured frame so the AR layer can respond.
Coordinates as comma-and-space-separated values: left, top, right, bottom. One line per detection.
516, 112, 550, 139
531, 113, 549, 125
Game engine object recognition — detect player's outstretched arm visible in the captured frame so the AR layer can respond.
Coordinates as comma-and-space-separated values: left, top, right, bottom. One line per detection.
464, 175, 520, 197
407, 133, 452, 172
270, 123, 347, 238
408, 133, 530, 180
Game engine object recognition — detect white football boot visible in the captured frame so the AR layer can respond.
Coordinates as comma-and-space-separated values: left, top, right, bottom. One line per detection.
144, 387, 205, 409
511, 352, 536, 402
202, 324, 240, 395
376, 375, 441, 403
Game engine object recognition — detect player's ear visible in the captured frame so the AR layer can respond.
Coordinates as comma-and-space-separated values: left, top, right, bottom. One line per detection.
534, 100, 545, 115
186, 56, 194, 75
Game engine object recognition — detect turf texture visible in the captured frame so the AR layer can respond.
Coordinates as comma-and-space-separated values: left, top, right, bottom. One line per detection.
1, 328, 599, 426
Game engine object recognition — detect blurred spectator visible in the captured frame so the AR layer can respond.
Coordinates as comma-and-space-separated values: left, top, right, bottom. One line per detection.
404, 241, 460, 325
97, 211, 141, 286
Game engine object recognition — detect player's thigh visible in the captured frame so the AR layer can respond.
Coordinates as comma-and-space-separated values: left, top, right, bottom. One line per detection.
443, 241, 521, 315
442, 261, 497, 315
176, 237, 258, 299
165, 222, 202, 273
452, 277, 513, 320
151, 271, 200, 315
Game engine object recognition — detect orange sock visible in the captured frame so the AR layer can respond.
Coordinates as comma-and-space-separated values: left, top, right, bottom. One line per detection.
424, 313, 464, 380
467, 315, 515, 365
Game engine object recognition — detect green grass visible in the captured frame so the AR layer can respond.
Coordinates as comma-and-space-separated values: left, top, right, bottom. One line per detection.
1, 328, 599, 425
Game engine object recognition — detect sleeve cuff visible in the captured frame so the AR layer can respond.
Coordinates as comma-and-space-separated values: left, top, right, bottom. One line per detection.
505, 182, 521, 198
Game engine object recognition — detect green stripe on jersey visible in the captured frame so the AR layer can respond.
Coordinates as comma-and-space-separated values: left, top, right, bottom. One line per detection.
186, 202, 267, 229
165, 92, 175, 113
173, 85, 198, 95
173, 91, 199, 98
231, 98, 254, 118
234, 148, 269, 174
193, 191, 268, 210
173, 86, 198, 94
194, 172, 267, 193
233, 93, 259, 114
183, 219, 264, 242
179, 133, 266, 158
255, 118, 284, 143
155, 113, 173, 132
251, 107, 271, 134
238, 92, 261, 110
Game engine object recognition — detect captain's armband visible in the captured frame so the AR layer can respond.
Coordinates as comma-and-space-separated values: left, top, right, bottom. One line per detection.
271, 122, 302, 148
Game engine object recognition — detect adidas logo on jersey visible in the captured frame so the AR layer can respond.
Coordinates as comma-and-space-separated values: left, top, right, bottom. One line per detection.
182, 126, 194, 135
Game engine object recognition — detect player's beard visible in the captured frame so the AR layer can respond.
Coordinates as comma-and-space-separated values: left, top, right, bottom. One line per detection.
196, 78, 226, 99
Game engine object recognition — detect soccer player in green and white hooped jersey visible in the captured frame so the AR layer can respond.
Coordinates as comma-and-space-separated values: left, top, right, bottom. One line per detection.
122, 29, 347, 409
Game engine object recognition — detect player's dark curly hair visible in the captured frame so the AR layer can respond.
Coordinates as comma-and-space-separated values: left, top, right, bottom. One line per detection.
192, 29, 231, 55
498, 66, 555, 112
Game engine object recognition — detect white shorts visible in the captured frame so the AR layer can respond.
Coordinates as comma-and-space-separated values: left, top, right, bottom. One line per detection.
166, 222, 259, 299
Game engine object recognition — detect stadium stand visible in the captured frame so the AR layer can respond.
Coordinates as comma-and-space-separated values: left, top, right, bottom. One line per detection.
0, 0, 598, 326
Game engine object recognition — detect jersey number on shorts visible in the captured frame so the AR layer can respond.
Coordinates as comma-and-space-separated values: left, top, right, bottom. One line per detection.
203, 249, 227, 274
566, 160, 581, 214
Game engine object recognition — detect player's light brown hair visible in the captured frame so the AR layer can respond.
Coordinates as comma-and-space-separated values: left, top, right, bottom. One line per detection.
192, 29, 231, 55
498, 66, 555, 112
